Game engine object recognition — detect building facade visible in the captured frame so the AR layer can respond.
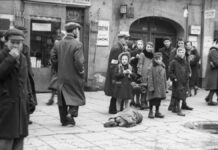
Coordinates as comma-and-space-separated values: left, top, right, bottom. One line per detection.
0, 0, 217, 91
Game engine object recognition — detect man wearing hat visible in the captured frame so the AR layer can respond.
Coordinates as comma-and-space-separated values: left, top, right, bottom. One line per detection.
104, 32, 129, 114
51, 22, 85, 126
0, 28, 30, 149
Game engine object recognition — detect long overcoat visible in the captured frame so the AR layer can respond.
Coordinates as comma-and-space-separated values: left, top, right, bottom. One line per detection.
205, 47, 218, 90
169, 56, 190, 100
104, 42, 125, 96
51, 33, 85, 106
189, 48, 200, 87
0, 48, 29, 139
147, 61, 167, 101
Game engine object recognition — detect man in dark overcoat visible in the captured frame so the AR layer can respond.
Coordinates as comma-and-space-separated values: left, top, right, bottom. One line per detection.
104, 33, 128, 114
51, 22, 85, 126
205, 39, 218, 105
0, 28, 30, 150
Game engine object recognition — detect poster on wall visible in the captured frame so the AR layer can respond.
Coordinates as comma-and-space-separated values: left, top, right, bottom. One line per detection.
96, 20, 109, 46
32, 23, 51, 31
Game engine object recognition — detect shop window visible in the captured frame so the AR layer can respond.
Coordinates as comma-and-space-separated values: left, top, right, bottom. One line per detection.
30, 19, 61, 68
0, 18, 10, 30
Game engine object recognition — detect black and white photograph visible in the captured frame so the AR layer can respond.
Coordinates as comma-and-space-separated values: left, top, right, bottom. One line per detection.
0, 0, 218, 149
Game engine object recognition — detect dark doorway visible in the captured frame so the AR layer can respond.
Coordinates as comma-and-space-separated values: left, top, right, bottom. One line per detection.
155, 38, 164, 52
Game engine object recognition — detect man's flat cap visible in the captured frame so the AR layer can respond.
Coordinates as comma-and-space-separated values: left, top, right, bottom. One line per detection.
5, 28, 24, 41
65, 22, 81, 31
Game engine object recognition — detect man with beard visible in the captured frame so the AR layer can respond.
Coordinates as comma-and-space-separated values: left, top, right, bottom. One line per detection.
51, 22, 85, 126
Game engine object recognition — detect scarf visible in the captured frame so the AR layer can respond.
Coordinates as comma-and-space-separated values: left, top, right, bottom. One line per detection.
143, 50, 153, 59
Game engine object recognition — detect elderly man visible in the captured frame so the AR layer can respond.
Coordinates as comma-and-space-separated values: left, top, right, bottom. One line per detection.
0, 28, 29, 150
51, 22, 85, 126
104, 32, 129, 114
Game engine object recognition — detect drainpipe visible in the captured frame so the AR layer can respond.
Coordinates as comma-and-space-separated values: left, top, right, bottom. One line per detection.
200, 0, 205, 87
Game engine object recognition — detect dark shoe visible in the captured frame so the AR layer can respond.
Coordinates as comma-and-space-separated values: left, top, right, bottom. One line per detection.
46, 99, 54, 105
182, 105, 193, 110
130, 101, 136, 106
208, 101, 217, 106
29, 120, 33, 125
177, 112, 185, 116
168, 105, 173, 111
155, 112, 164, 118
109, 110, 117, 114
148, 111, 154, 119
205, 97, 209, 102
62, 117, 75, 126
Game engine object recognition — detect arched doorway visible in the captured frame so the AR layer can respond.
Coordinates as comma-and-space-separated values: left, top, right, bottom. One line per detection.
129, 17, 184, 51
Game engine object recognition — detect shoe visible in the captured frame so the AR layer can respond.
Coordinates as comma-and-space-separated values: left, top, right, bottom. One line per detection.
29, 120, 33, 125
181, 105, 193, 110
168, 105, 173, 111
62, 117, 75, 126
205, 97, 209, 102
46, 99, 54, 105
194, 88, 198, 95
177, 112, 185, 116
155, 112, 164, 118
109, 110, 117, 114
140, 103, 149, 110
148, 111, 154, 119
208, 101, 217, 106
130, 101, 136, 106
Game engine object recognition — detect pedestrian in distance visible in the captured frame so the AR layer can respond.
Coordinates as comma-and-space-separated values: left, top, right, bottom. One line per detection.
137, 41, 154, 110
147, 52, 166, 119
112, 52, 133, 112
204, 38, 218, 106
0, 28, 31, 150
51, 22, 85, 126
104, 32, 129, 114
169, 47, 191, 116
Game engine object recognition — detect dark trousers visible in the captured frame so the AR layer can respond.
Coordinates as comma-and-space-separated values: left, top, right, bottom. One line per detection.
0, 138, 24, 150
58, 94, 79, 124
109, 97, 117, 113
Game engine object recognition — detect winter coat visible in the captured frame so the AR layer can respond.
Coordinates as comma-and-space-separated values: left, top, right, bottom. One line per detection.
205, 47, 218, 90
51, 33, 85, 106
147, 60, 167, 101
137, 51, 153, 84
113, 64, 133, 100
188, 48, 200, 87
104, 42, 125, 96
159, 45, 174, 79
169, 56, 190, 100
0, 48, 29, 139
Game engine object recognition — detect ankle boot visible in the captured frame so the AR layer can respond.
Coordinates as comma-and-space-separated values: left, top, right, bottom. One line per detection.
155, 111, 164, 118
177, 100, 185, 116
181, 100, 193, 110
148, 111, 154, 119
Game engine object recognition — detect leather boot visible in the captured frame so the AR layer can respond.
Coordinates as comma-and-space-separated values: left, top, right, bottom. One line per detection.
109, 97, 117, 114
177, 100, 185, 116
155, 111, 164, 118
148, 110, 154, 119
181, 99, 193, 110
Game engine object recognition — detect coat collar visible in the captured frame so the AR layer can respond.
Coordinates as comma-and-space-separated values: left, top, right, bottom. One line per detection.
64, 33, 75, 40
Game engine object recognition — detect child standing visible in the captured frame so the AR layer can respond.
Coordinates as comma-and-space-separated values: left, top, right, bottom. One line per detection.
137, 42, 154, 110
169, 47, 191, 116
113, 52, 133, 112
147, 52, 166, 118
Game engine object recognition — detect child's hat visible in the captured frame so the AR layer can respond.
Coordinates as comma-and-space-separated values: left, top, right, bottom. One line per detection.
153, 52, 162, 59
118, 51, 131, 63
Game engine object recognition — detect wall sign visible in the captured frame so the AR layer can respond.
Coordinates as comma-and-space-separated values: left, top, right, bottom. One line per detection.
96, 20, 109, 46
190, 25, 201, 35
26, 0, 91, 6
205, 9, 216, 19
32, 23, 51, 31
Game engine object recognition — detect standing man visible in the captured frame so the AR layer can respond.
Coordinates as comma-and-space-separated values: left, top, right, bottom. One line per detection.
51, 22, 85, 126
104, 33, 128, 114
159, 38, 174, 80
0, 28, 29, 150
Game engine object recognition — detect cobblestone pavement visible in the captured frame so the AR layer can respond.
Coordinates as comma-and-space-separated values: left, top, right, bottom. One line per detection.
25, 89, 218, 150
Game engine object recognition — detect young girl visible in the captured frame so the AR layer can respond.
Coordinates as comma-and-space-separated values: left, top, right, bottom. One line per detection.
113, 52, 133, 112
137, 42, 154, 110
147, 52, 166, 118
169, 47, 191, 116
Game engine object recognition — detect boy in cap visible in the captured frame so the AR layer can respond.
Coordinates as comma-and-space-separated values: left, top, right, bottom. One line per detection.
0, 28, 30, 149
147, 52, 166, 118
169, 47, 191, 116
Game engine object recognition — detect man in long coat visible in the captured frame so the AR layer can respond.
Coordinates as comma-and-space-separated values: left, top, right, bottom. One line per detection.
51, 22, 85, 126
0, 28, 29, 150
205, 39, 218, 105
104, 33, 128, 114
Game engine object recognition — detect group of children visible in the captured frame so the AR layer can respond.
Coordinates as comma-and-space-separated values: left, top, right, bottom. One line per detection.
110, 40, 190, 119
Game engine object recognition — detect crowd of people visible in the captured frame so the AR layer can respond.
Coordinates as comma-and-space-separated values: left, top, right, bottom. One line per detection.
0, 22, 218, 149
104, 33, 218, 119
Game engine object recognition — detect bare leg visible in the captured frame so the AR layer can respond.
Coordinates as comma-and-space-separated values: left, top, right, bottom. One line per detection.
116, 98, 122, 112
124, 99, 130, 109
